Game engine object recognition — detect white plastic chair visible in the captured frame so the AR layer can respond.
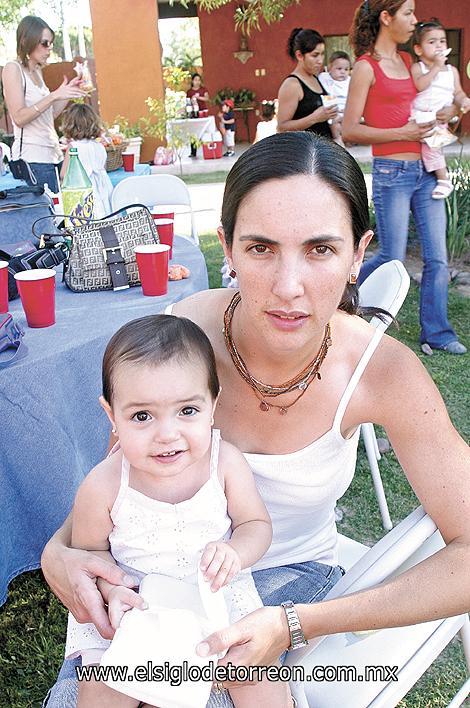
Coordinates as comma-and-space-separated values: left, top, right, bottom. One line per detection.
358, 260, 411, 531
111, 174, 199, 245
285, 506, 470, 707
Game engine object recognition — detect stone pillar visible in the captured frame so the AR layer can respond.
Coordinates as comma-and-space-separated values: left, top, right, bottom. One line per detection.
89, 0, 164, 160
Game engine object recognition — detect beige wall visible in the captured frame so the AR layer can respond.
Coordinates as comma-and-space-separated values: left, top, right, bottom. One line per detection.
89, 0, 164, 160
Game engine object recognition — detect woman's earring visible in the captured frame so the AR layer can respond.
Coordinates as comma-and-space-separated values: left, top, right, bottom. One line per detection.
348, 272, 358, 285
229, 268, 237, 279
112, 427, 117, 435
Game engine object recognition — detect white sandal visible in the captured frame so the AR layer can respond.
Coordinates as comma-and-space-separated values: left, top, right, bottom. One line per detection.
432, 179, 453, 200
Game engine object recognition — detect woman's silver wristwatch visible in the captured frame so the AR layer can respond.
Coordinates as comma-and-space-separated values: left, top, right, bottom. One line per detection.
281, 600, 309, 650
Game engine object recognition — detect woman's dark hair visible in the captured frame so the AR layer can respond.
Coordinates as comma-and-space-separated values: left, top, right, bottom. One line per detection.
17, 15, 54, 67
221, 131, 375, 317
191, 73, 202, 84
60, 103, 103, 140
349, 0, 407, 58
412, 18, 444, 46
102, 315, 220, 405
287, 28, 324, 60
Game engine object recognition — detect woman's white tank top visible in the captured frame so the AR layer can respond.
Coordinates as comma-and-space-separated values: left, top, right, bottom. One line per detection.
247, 328, 384, 570
8, 61, 62, 163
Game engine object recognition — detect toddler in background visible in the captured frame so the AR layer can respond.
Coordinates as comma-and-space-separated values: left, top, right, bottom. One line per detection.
411, 19, 470, 199
254, 99, 278, 143
60, 103, 113, 218
318, 51, 352, 143
218, 98, 236, 156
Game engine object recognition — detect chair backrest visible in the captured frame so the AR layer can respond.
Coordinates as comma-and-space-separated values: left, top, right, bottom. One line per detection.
111, 174, 198, 244
359, 260, 410, 332
284, 507, 469, 707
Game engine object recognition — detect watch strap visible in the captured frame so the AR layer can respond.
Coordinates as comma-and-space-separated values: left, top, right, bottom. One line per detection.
281, 600, 308, 651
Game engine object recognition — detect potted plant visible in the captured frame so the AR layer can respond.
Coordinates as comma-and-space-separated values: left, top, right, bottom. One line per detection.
140, 90, 196, 176
235, 87, 256, 107
111, 115, 144, 164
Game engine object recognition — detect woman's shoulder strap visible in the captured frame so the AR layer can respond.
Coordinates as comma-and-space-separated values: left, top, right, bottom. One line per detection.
333, 328, 384, 430
399, 51, 413, 69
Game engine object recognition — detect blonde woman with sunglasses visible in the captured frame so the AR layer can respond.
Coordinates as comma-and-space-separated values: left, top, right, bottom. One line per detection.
2, 15, 86, 192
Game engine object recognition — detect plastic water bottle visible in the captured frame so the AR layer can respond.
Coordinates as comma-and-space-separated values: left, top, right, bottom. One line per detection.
62, 146, 93, 225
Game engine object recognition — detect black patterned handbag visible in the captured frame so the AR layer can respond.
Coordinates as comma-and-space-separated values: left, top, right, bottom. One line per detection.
59, 204, 160, 292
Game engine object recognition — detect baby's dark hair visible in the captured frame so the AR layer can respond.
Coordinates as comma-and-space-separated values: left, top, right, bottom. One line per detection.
60, 103, 103, 141
412, 18, 445, 46
329, 50, 351, 66
261, 100, 275, 120
102, 315, 220, 405
287, 27, 324, 60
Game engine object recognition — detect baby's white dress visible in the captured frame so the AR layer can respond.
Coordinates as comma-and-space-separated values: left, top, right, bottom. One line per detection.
65, 430, 262, 660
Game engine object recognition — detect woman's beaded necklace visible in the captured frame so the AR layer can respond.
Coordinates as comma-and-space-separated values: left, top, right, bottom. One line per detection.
223, 292, 332, 415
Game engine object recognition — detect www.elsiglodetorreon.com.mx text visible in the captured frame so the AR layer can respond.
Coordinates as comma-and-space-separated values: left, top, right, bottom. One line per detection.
76, 661, 399, 684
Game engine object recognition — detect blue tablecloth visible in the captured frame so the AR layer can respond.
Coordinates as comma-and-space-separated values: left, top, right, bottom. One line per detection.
108, 163, 151, 188
0, 236, 208, 605
0, 173, 26, 191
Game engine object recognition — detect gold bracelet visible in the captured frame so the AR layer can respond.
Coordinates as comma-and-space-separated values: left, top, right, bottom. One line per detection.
33, 104, 40, 114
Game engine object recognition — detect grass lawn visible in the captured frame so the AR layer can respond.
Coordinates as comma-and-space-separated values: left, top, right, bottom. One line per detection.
182, 170, 229, 185
0, 232, 468, 708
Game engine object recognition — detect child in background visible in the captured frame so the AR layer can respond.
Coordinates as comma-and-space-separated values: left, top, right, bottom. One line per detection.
219, 98, 236, 156
254, 100, 278, 143
411, 19, 470, 199
60, 103, 112, 218
318, 51, 352, 144
65, 314, 291, 708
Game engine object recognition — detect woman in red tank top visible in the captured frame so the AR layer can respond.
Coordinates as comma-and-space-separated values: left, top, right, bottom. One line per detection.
343, 0, 465, 354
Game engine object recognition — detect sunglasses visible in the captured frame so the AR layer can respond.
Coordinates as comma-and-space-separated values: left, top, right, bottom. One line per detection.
38, 39, 53, 48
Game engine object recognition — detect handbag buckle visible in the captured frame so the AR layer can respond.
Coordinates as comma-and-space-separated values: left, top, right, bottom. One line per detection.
102, 246, 124, 265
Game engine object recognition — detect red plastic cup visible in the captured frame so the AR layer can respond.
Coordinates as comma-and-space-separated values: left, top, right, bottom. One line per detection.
151, 208, 175, 222
154, 218, 174, 259
0, 261, 8, 313
134, 244, 170, 296
122, 152, 135, 172
14, 268, 56, 327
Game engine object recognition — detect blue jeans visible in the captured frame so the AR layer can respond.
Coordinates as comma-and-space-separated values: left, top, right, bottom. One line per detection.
252, 560, 344, 605
28, 162, 62, 193
359, 158, 456, 348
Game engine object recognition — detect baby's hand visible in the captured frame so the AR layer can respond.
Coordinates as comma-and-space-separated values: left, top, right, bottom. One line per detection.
433, 51, 447, 69
107, 585, 146, 630
200, 541, 241, 592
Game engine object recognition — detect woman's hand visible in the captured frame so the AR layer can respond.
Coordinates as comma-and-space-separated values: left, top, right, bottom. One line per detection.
311, 103, 338, 125
197, 606, 290, 683
41, 541, 139, 640
399, 119, 435, 141
200, 541, 241, 591
52, 75, 86, 102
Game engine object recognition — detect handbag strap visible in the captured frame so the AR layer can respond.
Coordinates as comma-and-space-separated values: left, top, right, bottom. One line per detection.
31, 203, 153, 237
17, 62, 26, 159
